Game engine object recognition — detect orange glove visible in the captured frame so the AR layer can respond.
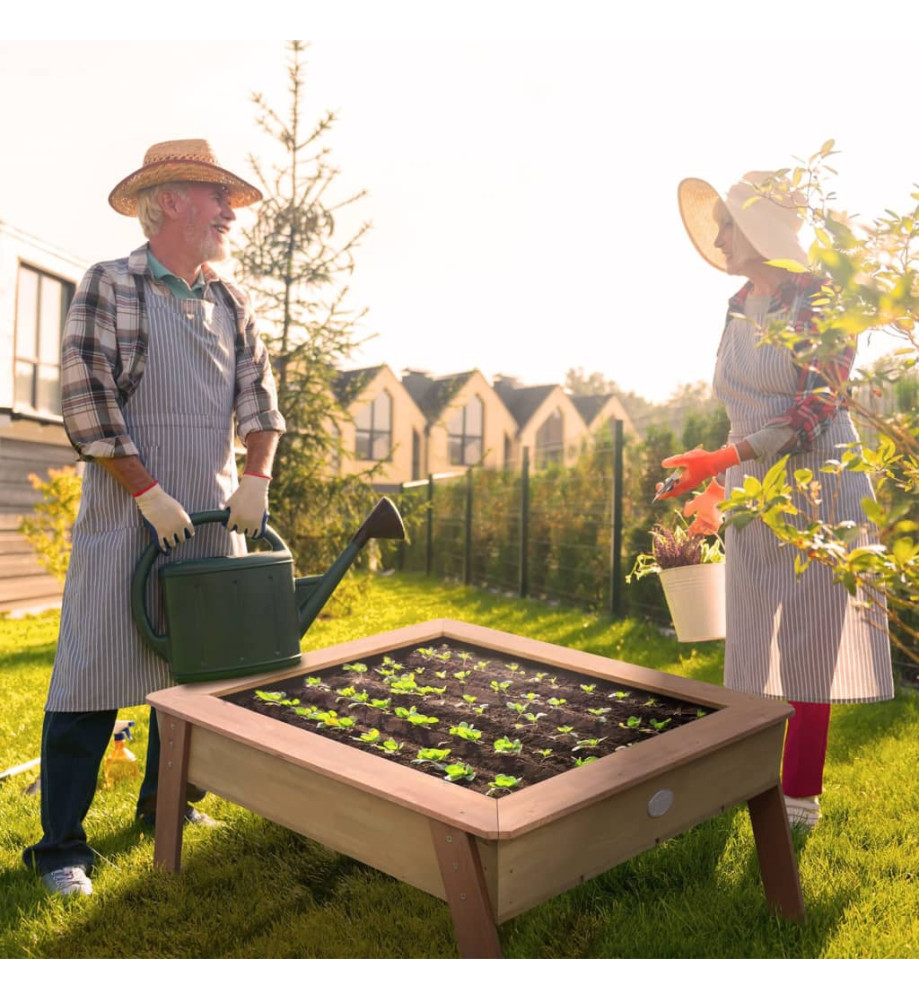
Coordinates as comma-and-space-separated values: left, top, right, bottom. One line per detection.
683, 480, 725, 536
657, 445, 740, 499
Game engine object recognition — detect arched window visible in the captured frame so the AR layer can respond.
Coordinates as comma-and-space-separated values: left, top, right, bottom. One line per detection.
536, 408, 564, 468
355, 390, 392, 460
447, 395, 484, 466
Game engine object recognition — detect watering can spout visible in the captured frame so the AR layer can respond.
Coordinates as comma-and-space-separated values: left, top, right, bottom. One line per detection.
296, 498, 405, 636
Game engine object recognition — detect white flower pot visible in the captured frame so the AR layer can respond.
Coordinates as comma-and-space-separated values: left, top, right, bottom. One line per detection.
659, 562, 726, 642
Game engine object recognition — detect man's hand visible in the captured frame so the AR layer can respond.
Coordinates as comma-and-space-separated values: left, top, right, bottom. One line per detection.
683, 480, 725, 536
225, 474, 270, 538
133, 483, 194, 552
657, 445, 740, 499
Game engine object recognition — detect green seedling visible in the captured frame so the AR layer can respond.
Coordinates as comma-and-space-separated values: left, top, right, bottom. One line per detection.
461, 694, 477, 704
457, 651, 473, 664
434, 670, 448, 679
413, 747, 451, 765
533, 672, 548, 682
394, 706, 439, 726
370, 698, 392, 711
453, 670, 472, 684
506, 662, 523, 674
375, 738, 404, 755
587, 707, 610, 717
620, 716, 642, 729
348, 691, 369, 705
547, 697, 567, 708
441, 762, 476, 783
522, 712, 546, 724
534, 747, 554, 758
471, 705, 487, 715
556, 725, 575, 735
354, 728, 381, 744
342, 662, 367, 674
506, 701, 526, 715
487, 774, 522, 795
436, 650, 452, 662
494, 736, 523, 754
387, 673, 418, 694
579, 684, 596, 694
475, 660, 490, 671
610, 690, 630, 700
255, 690, 300, 707
643, 698, 659, 708
490, 680, 512, 694
418, 685, 447, 696
547, 676, 559, 687
573, 756, 598, 766
304, 676, 325, 688
449, 722, 482, 741
415, 646, 437, 661
335, 685, 356, 698
313, 710, 355, 729
696, 709, 708, 718
574, 737, 606, 750
524, 692, 540, 702
648, 718, 672, 731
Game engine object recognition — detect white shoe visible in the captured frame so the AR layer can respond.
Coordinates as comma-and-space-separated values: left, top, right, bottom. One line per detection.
784, 795, 821, 831
41, 865, 93, 896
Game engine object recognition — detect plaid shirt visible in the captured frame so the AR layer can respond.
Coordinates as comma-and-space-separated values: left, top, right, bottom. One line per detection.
61, 245, 285, 459
727, 273, 853, 456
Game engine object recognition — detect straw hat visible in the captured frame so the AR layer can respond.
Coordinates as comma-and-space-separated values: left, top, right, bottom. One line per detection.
677, 171, 809, 272
108, 138, 263, 216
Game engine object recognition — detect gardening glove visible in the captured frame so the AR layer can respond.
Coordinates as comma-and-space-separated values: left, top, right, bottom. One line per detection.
133, 482, 195, 553
225, 473, 270, 539
683, 480, 725, 537
657, 445, 740, 500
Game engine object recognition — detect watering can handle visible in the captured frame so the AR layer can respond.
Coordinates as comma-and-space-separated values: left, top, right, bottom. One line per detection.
130, 509, 289, 661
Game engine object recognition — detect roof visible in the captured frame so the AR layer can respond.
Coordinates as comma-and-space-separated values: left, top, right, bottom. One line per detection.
402, 369, 477, 420
333, 365, 384, 403
570, 393, 613, 425
493, 382, 556, 427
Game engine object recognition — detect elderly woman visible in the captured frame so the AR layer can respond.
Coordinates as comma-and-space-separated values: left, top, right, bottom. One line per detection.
658, 172, 894, 830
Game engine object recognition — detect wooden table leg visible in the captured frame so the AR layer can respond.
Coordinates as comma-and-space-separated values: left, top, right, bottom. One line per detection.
153, 713, 191, 872
430, 820, 502, 958
747, 783, 805, 921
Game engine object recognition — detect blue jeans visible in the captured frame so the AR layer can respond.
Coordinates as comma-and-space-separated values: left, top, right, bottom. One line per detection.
22, 709, 166, 875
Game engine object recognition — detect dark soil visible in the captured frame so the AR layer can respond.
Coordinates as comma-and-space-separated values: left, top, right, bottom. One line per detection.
224, 641, 714, 797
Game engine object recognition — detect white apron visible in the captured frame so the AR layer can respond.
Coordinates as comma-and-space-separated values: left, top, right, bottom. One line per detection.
714, 311, 894, 704
47, 281, 246, 712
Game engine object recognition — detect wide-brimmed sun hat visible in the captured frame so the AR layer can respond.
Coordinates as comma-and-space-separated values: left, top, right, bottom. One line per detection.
108, 138, 263, 216
677, 171, 809, 272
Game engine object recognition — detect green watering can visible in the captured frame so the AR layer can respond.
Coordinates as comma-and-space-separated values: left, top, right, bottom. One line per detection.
131, 498, 405, 684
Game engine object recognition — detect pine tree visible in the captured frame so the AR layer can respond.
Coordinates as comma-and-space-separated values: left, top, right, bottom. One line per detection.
235, 41, 380, 574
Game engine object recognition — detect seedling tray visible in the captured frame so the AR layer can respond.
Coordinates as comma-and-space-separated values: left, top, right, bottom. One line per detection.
147, 619, 803, 958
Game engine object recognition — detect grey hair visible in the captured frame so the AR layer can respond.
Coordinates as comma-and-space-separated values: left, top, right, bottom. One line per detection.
135, 182, 191, 238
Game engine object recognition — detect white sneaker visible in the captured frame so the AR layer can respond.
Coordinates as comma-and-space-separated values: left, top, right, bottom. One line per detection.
784, 795, 821, 831
41, 865, 93, 896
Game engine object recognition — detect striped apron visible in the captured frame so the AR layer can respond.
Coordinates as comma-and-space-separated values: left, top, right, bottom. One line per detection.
714, 307, 894, 704
47, 280, 246, 711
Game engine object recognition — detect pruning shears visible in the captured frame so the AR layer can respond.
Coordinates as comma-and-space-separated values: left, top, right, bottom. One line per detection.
653, 470, 682, 503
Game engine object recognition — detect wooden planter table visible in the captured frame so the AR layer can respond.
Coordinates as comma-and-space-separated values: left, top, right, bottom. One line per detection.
147, 620, 804, 958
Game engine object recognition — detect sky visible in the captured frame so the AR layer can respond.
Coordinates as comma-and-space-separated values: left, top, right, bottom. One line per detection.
2, 4, 917, 404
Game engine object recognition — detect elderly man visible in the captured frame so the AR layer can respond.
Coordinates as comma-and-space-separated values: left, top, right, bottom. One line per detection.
23, 139, 285, 896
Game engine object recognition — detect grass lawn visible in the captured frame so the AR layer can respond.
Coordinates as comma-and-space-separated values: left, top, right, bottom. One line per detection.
1, 572, 918, 959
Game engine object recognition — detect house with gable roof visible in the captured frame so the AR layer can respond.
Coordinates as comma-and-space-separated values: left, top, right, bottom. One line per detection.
334, 364, 427, 488
570, 392, 637, 442
401, 368, 517, 474
493, 376, 591, 469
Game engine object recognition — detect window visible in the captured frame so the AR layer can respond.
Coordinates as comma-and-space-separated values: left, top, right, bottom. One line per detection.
355, 390, 392, 460
447, 395, 484, 466
14, 264, 73, 417
536, 408, 564, 468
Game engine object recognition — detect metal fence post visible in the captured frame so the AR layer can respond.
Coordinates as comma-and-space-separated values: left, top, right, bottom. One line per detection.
426, 474, 434, 576
464, 468, 473, 585
519, 447, 529, 598
610, 419, 624, 617
397, 483, 406, 572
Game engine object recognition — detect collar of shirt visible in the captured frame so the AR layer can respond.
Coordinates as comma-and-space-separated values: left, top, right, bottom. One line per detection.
146, 248, 209, 300
728, 272, 820, 316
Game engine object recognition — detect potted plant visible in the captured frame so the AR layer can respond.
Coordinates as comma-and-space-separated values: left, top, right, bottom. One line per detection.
627, 519, 726, 642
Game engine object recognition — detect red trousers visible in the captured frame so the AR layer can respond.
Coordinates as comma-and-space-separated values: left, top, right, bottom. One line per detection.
781, 701, 831, 798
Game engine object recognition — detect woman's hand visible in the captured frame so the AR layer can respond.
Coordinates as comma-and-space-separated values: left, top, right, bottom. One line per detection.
683, 480, 725, 536
657, 445, 740, 498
